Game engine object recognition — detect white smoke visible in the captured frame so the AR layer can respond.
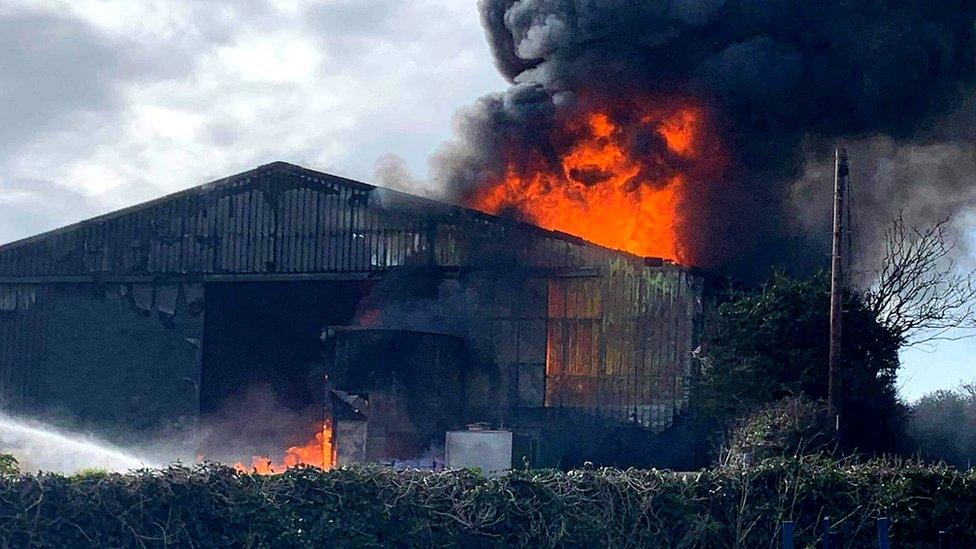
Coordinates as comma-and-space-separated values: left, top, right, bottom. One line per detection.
373, 153, 442, 198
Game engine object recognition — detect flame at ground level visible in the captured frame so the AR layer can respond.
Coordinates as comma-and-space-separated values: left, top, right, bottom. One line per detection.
468, 104, 717, 262
234, 419, 335, 475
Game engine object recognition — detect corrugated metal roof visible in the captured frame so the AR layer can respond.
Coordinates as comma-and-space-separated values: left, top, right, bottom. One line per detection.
0, 161, 688, 279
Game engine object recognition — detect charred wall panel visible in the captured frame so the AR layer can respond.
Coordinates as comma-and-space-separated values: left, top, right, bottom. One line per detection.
36, 284, 204, 431
456, 275, 549, 416
0, 283, 204, 431
0, 285, 45, 410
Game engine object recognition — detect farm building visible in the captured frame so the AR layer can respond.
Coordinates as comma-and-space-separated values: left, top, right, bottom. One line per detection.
0, 162, 707, 468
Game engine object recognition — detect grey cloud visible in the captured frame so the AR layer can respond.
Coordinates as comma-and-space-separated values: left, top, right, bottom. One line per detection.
301, 0, 401, 35
0, 1, 505, 245
206, 121, 242, 148
0, 177, 103, 244
0, 6, 205, 161
0, 13, 123, 154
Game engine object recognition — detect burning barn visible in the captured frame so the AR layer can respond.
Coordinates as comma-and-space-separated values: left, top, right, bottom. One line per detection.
0, 162, 706, 470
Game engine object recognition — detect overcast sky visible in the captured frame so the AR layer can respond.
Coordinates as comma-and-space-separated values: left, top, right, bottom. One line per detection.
0, 0, 505, 242
0, 0, 970, 400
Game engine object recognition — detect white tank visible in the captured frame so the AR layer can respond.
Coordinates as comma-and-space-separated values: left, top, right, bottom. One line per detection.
445, 428, 512, 476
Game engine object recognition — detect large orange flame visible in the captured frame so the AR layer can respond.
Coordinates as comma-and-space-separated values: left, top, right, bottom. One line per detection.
234, 419, 335, 475
468, 103, 714, 262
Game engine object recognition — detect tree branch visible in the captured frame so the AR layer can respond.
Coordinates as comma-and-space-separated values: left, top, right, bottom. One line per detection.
865, 214, 976, 346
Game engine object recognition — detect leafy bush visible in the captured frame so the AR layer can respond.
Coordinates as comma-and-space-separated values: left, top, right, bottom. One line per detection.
0, 454, 17, 476
0, 459, 971, 547
693, 274, 906, 456
724, 397, 834, 465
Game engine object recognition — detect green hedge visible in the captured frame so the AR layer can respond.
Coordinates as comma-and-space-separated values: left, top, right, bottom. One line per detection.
0, 457, 971, 547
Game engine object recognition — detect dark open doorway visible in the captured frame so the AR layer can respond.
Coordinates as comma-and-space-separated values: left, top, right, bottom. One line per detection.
201, 281, 366, 415
198, 281, 367, 460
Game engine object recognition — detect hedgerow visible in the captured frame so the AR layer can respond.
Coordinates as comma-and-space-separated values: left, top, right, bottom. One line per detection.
0, 456, 971, 547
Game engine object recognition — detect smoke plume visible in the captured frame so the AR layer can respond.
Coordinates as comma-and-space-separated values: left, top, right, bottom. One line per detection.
433, 0, 976, 279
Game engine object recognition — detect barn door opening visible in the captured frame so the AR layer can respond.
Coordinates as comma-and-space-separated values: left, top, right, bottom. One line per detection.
197, 280, 366, 463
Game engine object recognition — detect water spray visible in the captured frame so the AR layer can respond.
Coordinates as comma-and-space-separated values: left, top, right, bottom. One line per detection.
0, 414, 153, 474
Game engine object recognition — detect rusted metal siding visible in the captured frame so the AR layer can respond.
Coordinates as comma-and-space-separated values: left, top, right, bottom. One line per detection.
544, 259, 703, 431
463, 259, 702, 432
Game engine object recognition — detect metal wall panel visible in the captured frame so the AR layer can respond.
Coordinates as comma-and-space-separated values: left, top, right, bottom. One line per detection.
0, 285, 45, 409
0, 162, 706, 431
543, 259, 702, 431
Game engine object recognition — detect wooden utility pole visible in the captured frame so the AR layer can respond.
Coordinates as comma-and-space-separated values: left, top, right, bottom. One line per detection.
828, 148, 849, 439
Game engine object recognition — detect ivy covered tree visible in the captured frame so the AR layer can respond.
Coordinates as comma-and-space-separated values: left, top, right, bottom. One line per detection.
692, 274, 906, 455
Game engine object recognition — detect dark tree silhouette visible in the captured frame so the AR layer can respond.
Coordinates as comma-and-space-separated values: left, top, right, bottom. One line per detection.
693, 274, 905, 456
865, 215, 976, 345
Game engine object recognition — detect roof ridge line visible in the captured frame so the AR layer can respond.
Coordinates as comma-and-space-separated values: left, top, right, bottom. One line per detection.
0, 163, 273, 252
0, 161, 692, 271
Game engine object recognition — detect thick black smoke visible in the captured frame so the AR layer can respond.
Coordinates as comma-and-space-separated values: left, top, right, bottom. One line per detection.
433, 0, 976, 279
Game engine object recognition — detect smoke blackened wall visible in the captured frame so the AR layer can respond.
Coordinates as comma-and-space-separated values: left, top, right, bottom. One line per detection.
352, 267, 486, 337
6, 284, 202, 433
434, 0, 976, 279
